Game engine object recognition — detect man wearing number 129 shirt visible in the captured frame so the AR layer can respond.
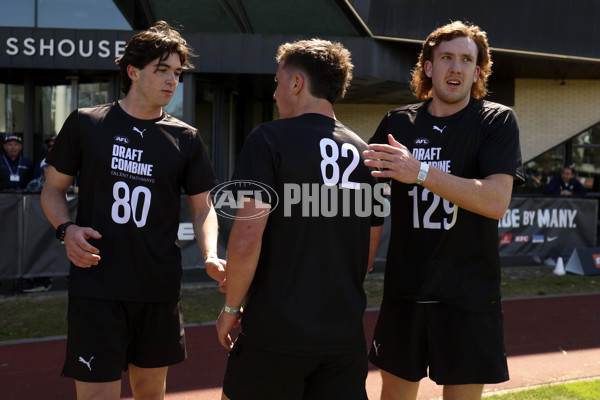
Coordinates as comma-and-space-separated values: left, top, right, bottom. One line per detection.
41, 21, 224, 399
216, 39, 384, 400
364, 22, 525, 400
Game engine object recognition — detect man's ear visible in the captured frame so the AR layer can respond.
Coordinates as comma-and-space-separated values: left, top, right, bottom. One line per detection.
292, 74, 304, 94
127, 65, 139, 82
424, 60, 433, 78
473, 66, 481, 82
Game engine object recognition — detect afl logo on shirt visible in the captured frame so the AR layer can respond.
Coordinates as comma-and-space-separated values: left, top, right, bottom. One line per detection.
414, 138, 429, 146
114, 136, 130, 144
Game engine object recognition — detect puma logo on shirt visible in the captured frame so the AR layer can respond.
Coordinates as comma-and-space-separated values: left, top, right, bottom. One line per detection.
133, 127, 146, 138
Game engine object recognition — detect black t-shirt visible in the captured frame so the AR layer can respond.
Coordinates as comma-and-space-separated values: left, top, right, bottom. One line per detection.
370, 98, 524, 312
233, 113, 384, 355
47, 103, 217, 302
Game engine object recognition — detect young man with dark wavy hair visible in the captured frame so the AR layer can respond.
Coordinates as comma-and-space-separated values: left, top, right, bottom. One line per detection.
364, 21, 524, 400
41, 21, 225, 399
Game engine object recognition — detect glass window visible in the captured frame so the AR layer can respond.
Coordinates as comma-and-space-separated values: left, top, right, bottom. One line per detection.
34, 80, 111, 137
572, 124, 600, 191
0, 0, 34, 27
0, 84, 25, 135
195, 86, 213, 155
34, 84, 71, 138
31, 79, 110, 163
37, 0, 131, 30
517, 121, 600, 194
78, 82, 110, 108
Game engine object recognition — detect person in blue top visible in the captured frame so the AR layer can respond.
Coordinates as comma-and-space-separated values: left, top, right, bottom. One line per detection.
1, 135, 33, 191
543, 165, 587, 196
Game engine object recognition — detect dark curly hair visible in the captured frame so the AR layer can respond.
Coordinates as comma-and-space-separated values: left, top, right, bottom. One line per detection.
411, 21, 492, 101
276, 39, 353, 104
115, 21, 195, 94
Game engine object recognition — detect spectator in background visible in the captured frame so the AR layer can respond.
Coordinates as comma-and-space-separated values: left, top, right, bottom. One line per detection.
0, 135, 33, 191
46, 135, 56, 153
543, 165, 587, 196
523, 167, 541, 189
539, 167, 551, 187
26, 158, 50, 192
33, 136, 57, 178
35, 135, 79, 193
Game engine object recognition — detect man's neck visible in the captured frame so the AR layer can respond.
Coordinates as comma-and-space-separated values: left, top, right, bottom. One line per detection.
427, 96, 471, 117
119, 97, 163, 120
294, 97, 336, 120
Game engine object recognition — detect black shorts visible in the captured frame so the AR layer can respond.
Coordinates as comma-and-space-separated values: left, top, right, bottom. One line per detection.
62, 296, 186, 382
368, 300, 509, 385
223, 334, 368, 400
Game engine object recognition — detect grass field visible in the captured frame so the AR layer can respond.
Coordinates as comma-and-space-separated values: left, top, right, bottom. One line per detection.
1, 266, 598, 342
484, 379, 600, 399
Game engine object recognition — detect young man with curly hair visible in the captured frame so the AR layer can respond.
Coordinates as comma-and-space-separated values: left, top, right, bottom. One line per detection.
364, 21, 524, 400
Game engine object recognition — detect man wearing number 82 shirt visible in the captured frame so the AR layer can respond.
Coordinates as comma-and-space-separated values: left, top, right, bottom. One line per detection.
41, 21, 225, 400
216, 39, 384, 400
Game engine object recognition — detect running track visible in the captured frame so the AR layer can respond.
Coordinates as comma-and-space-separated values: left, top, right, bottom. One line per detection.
1, 293, 599, 400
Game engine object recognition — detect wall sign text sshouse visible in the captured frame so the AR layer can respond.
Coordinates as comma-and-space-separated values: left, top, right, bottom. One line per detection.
0, 27, 135, 69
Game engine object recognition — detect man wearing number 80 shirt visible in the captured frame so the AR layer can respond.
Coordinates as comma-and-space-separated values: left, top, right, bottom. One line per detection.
41, 21, 224, 400
216, 39, 384, 400
363, 22, 525, 400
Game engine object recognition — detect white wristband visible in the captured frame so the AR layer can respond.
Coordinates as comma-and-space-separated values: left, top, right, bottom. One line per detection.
203, 251, 218, 262
415, 162, 429, 185
223, 304, 241, 315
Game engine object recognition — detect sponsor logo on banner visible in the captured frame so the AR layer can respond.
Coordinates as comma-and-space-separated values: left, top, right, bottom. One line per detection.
593, 254, 600, 269
500, 233, 512, 245
532, 234, 544, 243
515, 235, 530, 242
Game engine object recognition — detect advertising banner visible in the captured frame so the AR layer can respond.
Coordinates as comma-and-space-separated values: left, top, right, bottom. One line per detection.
498, 196, 597, 257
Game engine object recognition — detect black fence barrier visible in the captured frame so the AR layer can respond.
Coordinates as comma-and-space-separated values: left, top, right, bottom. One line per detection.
1, 193, 597, 279
0, 193, 233, 279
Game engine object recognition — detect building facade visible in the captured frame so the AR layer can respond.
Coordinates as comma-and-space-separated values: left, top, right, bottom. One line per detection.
1, 0, 599, 188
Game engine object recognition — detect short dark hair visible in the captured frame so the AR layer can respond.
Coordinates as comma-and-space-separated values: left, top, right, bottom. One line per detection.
411, 21, 492, 101
115, 21, 195, 94
276, 39, 353, 104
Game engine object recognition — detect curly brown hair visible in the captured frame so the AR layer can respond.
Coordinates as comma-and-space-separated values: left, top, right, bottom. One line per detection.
276, 39, 353, 104
115, 21, 195, 94
410, 21, 492, 101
